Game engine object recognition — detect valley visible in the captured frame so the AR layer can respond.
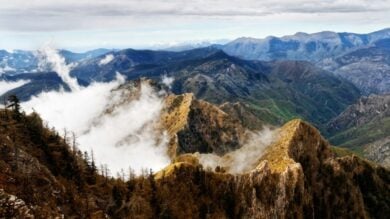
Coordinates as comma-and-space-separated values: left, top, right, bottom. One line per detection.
0, 27, 389, 218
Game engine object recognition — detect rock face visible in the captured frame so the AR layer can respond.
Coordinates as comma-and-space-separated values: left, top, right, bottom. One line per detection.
99, 79, 248, 158
319, 39, 390, 95
4, 47, 361, 131
141, 119, 389, 219
0, 189, 34, 218
364, 137, 390, 168
1, 104, 389, 218
219, 101, 267, 130
328, 94, 390, 132
160, 93, 247, 157
327, 94, 390, 165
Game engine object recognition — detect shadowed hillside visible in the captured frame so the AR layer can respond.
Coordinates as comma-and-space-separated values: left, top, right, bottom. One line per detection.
1, 105, 388, 218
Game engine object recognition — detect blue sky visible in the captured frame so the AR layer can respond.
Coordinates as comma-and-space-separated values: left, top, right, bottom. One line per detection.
1, 0, 389, 51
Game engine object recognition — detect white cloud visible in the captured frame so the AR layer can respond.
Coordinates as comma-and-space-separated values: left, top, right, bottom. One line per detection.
20, 46, 170, 176
0, 1, 389, 51
0, 80, 30, 96
161, 74, 174, 88
99, 54, 114, 66
36, 44, 80, 91
0, 65, 16, 74
22, 79, 171, 176
197, 127, 278, 174
0, 0, 389, 32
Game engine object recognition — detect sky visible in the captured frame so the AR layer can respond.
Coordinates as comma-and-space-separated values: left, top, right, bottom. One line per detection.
1, 0, 390, 51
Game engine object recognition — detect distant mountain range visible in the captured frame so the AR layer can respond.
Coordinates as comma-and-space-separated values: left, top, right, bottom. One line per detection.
1, 28, 390, 164
318, 38, 390, 95
0, 48, 113, 75
68, 48, 360, 129
222, 28, 390, 62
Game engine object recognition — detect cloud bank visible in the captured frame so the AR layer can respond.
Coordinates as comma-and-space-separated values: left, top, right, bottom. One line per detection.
36, 45, 80, 91
99, 54, 114, 66
0, 0, 389, 32
0, 80, 30, 96
197, 127, 278, 174
21, 48, 170, 176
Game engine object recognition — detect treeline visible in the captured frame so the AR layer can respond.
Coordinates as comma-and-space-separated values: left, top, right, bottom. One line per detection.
0, 102, 240, 218
2, 96, 234, 218
0, 97, 113, 218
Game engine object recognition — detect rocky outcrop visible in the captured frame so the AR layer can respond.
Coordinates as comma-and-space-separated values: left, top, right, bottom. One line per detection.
319, 43, 390, 95
364, 137, 390, 168
0, 189, 34, 218
327, 94, 390, 133
160, 93, 247, 158
151, 119, 389, 218
1, 105, 389, 218
327, 94, 390, 165
219, 101, 267, 130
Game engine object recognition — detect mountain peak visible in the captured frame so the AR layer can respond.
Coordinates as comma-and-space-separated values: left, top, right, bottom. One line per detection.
160, 92, 247, 158
259, 119, 332, 172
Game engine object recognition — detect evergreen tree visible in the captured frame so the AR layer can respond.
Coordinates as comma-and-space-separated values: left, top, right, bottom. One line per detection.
7, 95, 21, 121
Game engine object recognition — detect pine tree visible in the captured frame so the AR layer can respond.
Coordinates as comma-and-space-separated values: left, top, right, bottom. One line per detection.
84, 150, 97, 184
7, 95, 21, 121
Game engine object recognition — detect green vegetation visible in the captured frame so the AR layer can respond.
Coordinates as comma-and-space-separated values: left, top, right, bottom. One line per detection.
331, 146, 361, 158
0, 105, 389, 218
329, 117, 390, 154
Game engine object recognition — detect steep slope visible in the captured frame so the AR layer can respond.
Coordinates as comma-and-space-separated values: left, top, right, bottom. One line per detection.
112, 119, 390, 218
0, 110, 113, 218
222, 28, 390, 61
71, 47, 220, 82
219, 101, 267, 130
160, 93, 247, 158
73, 50, 359, 131
0, 72, 68, 101
125, 51, 360, 128
1, 105, 389, 218
319, 39, 390, 95
0, 72, 88, 101
96, 79, 248, 159
327, 94, 390, 166
4, 49, 360, 130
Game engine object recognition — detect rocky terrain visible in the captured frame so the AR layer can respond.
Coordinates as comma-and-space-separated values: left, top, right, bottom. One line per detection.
160, 93, 247, 158
319, 39, 390, 95
0, 81, 389, 218
364, 137, 390, 168
3, 49, 360, 130
222, 28, 390, 62
105, 119, 390, 218
0, 27, 389, 218
327, 94, 390, 166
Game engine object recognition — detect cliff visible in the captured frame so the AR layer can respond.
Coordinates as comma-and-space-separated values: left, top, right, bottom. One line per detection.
327, 94, 390, 167
160, 93, 247, 158
0, 90, 389, 218
143, 119, 389, 219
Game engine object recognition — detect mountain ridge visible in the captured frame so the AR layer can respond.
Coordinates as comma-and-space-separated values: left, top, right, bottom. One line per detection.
222, 28, 390, 61
0, 82, 389, 218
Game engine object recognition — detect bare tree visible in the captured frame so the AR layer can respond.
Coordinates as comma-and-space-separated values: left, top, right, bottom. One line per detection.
71, 132, 78, 156
128, 167, 136, 180
63, 128, 69, 145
